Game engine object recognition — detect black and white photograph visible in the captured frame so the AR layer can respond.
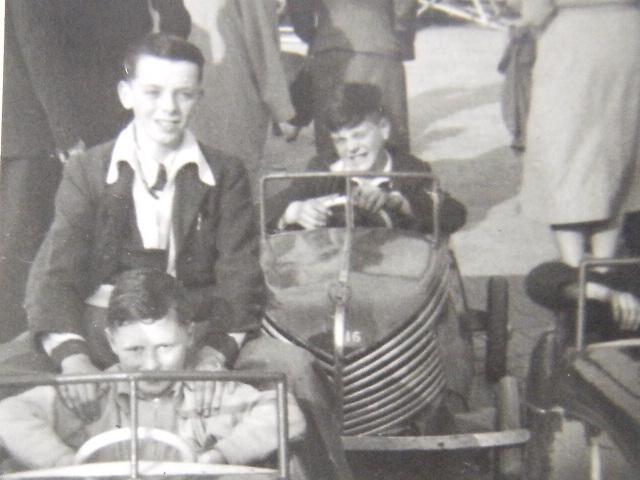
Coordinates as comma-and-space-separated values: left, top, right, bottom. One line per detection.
0, 0, 638, 478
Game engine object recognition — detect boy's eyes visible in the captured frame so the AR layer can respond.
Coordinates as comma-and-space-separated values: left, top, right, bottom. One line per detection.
124, 344, 173, 353
141, 89, 197, 101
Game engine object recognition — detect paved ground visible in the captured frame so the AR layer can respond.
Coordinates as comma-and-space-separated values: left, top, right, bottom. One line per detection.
262, 21, 560, 479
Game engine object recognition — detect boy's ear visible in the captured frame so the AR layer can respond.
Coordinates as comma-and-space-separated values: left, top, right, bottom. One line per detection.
117, 80, 134, 110
378, 117, 391, 142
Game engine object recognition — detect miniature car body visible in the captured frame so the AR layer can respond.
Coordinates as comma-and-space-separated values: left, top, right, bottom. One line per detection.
259, 171, 528, 476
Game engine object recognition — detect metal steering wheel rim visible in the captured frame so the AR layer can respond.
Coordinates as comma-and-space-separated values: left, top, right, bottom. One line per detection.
74, 426, 196, 464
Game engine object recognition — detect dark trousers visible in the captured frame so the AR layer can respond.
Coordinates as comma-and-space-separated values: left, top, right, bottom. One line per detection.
310, 50, 410, 157
0, 154, 62, 342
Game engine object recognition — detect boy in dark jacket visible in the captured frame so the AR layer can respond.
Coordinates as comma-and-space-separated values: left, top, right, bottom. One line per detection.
268, 83, 466, 235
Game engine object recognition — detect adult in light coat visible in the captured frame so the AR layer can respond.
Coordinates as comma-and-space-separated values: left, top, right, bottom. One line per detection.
184, 0, 296, 193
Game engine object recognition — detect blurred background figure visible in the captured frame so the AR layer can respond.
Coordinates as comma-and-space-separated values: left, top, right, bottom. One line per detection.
518, 0, 640, 267
184, 0, 297, 194
0, 0, 190, 341
288, 0, 417, 157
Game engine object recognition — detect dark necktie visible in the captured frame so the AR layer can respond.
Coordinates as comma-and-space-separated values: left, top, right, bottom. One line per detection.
150, 164, 167, 195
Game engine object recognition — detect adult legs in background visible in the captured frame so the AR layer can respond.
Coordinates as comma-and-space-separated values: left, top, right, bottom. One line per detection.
0, 154, 62, 343
311, 50, 410, 157
234, 335, 354, 480
552, 217, 623, 268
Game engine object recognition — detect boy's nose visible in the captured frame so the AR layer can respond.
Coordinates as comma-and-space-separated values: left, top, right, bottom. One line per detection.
141, 351, 160, 371
159, 92, 178, 112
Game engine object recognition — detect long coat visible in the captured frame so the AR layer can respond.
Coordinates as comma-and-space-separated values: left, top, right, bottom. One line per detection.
184, 0, 294, 180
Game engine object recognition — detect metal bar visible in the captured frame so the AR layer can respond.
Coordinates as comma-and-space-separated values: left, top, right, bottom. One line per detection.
341, 429, 530, 451
276, 379, 289, 480
129, 379, 139, 480
0, 370, 287, 387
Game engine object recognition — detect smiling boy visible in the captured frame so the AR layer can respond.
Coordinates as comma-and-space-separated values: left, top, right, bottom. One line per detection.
0, 269, 305, 471
270, 83, 466, 234
18, 33, 262, 391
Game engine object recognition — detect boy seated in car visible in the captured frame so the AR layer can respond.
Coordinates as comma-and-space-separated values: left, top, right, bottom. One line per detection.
0, 269, 305, 472
267, 82, 466, 235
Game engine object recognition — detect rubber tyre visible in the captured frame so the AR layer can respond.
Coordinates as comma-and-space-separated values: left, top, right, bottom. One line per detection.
486, 276, 509, 383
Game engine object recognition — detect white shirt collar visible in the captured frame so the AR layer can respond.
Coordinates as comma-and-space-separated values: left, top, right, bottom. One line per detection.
106, 122, 215, 186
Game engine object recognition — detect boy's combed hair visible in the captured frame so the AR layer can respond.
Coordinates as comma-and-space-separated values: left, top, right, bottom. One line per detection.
324, 83, 387, 132
122, 33, 205, 80
107, 269, 192, 328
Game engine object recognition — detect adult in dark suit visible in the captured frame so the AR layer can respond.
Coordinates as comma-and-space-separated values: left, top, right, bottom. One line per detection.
0, 0, 190, 341
288, 0, 417, 156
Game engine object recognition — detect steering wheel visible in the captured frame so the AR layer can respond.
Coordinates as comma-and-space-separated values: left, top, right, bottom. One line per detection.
324, 195, 393, 229
74, 427, 195, 464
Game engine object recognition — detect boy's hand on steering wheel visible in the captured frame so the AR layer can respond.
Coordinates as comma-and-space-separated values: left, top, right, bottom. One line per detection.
352, 184, 390, 213
283, 194, 340, 230
610, 291, 640, 331
353, 185, 409, 215
198, 448, 227, 464
59, 353, 107, 422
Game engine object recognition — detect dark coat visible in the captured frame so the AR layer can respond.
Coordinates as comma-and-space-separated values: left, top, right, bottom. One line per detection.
1, 0, 191, 155
288, 0, 417, 61
266, 150, 466, 235
25, 141, 265, 339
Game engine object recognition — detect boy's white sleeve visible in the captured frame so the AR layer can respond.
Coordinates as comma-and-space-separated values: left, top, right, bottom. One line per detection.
209, 383, 306, 466
0, 386, 77, 469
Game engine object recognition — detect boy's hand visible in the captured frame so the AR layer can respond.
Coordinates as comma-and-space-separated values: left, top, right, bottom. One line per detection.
352, 184, 389, 213
610, 292, 640, 331
353, 185, 409, 215
198, 448, 227, 464
283, 194, 341, 229
58, 353, 106, 422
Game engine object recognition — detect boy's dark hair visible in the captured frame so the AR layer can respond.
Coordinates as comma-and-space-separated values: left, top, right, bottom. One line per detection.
324, 83, 387, 132
122, 33, 204, 81
107, 269, 192, 328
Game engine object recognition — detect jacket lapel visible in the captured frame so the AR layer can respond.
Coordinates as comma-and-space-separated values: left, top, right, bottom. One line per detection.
93, 164, 134, 283
173, 164, 210, 256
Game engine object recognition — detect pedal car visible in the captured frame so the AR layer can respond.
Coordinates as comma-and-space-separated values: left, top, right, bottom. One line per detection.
259, 171, 529, 478
0, 371, 290, 479
525, 258, 640, 479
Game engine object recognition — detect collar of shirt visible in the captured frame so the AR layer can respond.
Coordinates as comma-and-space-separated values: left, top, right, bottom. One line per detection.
106, 122, 216, 187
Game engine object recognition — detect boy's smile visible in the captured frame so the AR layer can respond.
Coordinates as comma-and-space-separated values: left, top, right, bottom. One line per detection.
118, 54, 202, 154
